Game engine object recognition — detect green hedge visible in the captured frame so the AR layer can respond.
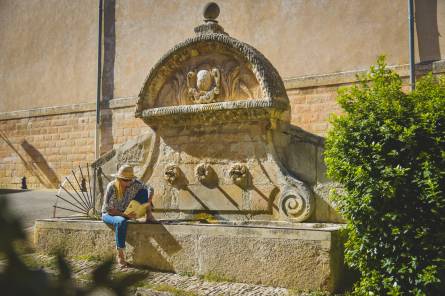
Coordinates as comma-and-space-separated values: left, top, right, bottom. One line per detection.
325, 57, 445, 295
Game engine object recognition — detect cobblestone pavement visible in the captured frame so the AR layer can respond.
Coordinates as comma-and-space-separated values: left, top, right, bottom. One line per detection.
136, 272, 290, 296
1, 254, 309, 296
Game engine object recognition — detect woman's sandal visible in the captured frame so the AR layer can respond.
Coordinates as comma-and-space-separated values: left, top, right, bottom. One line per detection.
117, 255, 129, 268
117, 260, 129, 269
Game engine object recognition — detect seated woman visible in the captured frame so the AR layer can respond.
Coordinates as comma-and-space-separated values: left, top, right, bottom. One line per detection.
101, 164, 154, 267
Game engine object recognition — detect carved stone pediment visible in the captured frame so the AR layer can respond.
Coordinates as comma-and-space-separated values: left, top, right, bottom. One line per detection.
149, 46, 263, 108
135, 16, 289, 125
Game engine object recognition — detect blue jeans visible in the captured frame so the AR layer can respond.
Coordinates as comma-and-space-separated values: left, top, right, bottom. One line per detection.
102, 214, 127, 249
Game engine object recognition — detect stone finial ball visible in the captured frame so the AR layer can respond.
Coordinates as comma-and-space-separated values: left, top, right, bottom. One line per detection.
203, 2, 220, 21
196, 70, 213, 91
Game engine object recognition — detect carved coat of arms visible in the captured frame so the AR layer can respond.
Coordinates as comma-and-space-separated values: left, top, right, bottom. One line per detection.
187, 68, 221, 104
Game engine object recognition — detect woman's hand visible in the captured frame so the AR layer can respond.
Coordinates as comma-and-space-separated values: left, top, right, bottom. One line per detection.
108, 208, 122, 216
108, 208, 136, 219
123, 212, 137, 220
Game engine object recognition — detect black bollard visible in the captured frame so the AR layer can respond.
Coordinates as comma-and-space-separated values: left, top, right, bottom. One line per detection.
21, 176, 28, 190
81, 177, 87, 192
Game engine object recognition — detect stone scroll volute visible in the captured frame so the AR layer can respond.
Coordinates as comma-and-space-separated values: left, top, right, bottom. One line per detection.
279, 187, 314, 222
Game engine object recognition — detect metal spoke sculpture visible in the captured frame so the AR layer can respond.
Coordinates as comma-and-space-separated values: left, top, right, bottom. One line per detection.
53, 164, 110, 219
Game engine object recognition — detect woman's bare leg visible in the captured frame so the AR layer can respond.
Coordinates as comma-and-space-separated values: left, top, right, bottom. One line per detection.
117, 248, 127, 266
146, 203, 155, 222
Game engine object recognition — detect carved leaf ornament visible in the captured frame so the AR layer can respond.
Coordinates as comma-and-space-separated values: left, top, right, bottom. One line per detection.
195, 163, 211, 182
229, 163, 248, 183
164, 164, 179, 184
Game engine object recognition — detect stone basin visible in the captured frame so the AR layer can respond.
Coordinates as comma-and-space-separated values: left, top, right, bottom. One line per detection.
34, 218, 345, 292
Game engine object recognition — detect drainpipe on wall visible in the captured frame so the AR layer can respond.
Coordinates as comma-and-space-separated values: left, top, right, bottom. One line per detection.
93, 0, 103, 215
408, 0, 415, 91
95, 0, 103, 160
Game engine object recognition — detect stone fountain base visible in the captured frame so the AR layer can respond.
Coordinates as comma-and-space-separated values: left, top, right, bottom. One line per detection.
34, 219, 345, 292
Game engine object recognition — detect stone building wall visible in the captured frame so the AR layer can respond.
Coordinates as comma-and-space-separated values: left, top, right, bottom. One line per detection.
1, 0, 444, 189
2, 61, 443, 189
1, 0, 444, 112
287, 85, 342, 135
0, 103, 145, 189
0, 79, 340, 188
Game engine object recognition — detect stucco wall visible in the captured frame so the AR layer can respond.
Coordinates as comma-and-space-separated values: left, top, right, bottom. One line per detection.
0, 0, 444, 112
0, 0, 97, 112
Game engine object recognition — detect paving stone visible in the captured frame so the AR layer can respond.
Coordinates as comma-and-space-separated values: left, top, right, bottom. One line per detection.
135, 288, 173, 296
1, 254, 312, 295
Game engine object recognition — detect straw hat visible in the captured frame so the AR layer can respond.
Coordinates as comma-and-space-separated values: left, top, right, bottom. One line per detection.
112, 164, 135, 180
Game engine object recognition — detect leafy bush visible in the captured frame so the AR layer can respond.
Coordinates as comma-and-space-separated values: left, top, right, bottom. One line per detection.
325, 57, 445, 295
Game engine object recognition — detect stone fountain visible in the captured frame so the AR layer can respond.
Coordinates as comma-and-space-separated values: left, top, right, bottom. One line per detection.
35, 3, 345, 292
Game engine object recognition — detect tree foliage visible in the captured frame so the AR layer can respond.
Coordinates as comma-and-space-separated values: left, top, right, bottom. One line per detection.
0, 197, 146, 295
325, 57, 445, 295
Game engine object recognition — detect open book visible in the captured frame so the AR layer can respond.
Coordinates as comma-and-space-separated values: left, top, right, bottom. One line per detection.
123, 200, 150, 219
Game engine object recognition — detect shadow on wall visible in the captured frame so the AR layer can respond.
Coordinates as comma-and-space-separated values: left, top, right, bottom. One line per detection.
100, 0, 116, 155
127, 223, 182, 271
20, 140, 59, 189
284, 124, 345, 223
100, 109, 114, 154
0, 131, 59, 189
415, 0, 441, 62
